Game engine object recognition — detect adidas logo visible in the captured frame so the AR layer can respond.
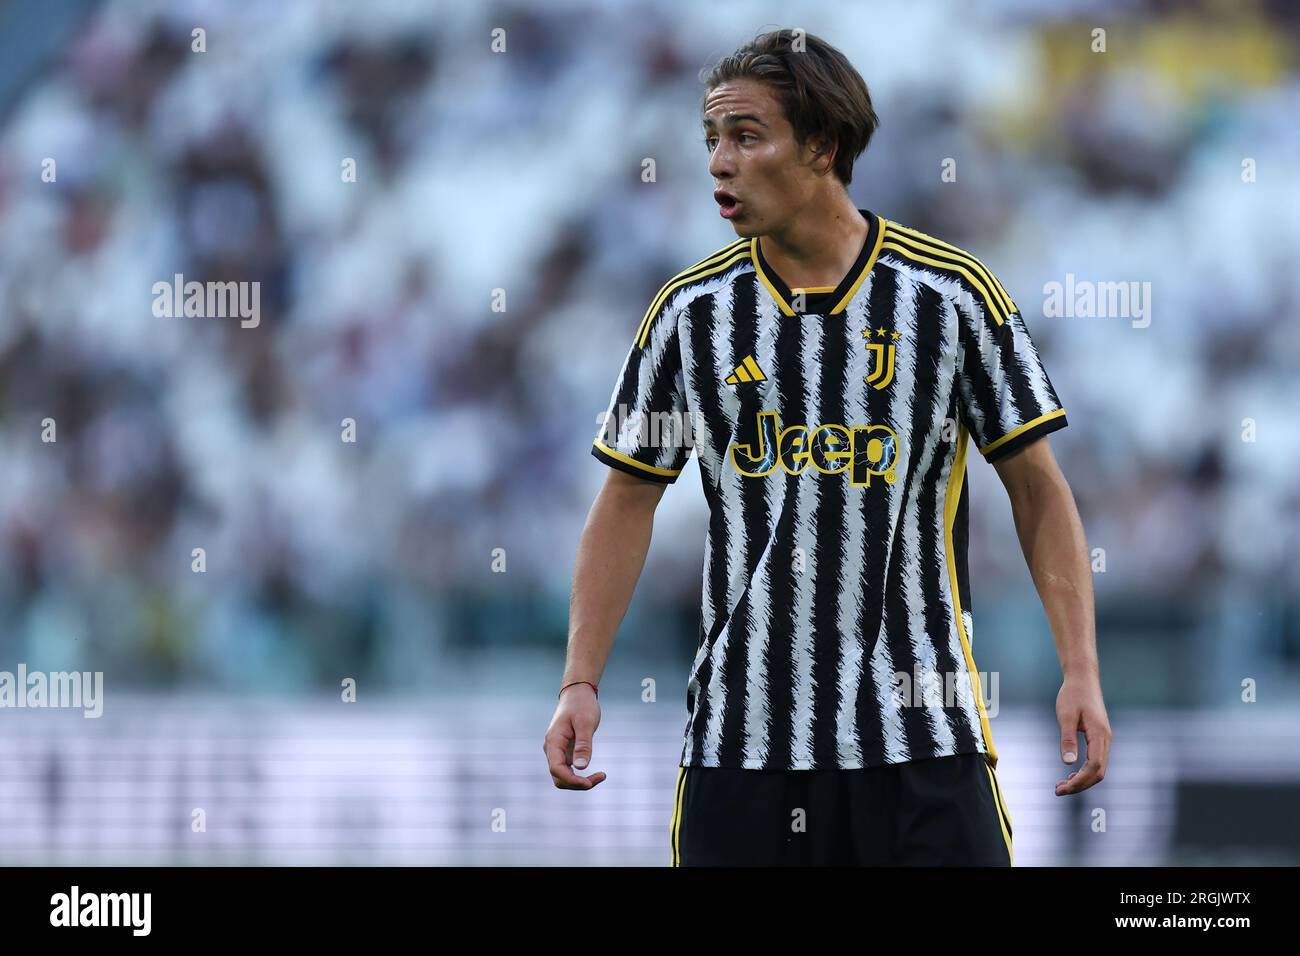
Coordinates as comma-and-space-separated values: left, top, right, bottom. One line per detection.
725, 354, 767, 385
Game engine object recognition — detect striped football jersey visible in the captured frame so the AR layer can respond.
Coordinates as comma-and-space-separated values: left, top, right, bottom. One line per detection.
591, 209, 1067, 770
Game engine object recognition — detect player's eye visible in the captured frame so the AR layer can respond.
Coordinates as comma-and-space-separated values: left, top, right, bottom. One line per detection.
704, 136, 718, 151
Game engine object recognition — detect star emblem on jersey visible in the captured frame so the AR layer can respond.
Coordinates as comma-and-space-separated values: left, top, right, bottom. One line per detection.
863, 327, 898, 390
725, 354, 767, 385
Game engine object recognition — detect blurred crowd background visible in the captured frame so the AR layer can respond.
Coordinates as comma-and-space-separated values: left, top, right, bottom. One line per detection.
0, 0, 1297, 865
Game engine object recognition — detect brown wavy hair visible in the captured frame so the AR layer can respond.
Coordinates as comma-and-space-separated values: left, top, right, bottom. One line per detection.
700, 29, 879, 186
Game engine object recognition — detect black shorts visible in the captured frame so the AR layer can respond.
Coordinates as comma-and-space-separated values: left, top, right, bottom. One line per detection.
669, 752, 1013, 866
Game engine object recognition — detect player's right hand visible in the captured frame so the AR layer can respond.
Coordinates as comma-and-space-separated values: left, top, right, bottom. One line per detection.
544, 684, 607, 790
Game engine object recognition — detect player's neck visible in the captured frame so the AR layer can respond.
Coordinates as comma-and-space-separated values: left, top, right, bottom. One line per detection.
757, 196, 868, 291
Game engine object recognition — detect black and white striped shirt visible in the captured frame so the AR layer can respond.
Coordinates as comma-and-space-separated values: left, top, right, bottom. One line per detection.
592, 209, 1067, 770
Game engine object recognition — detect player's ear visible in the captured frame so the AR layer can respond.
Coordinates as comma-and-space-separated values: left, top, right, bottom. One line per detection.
805, 134, 837, 176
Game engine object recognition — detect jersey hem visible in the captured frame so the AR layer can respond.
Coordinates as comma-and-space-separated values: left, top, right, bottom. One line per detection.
680, 739, 989, 771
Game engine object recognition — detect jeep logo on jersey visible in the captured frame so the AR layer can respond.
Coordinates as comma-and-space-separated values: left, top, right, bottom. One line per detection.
729, 410, 899, 485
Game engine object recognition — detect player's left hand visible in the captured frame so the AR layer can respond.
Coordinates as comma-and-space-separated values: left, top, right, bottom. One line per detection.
1054, 675, 1111, 796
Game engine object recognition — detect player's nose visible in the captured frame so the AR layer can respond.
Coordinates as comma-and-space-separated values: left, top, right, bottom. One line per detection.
708, 143, 735, 179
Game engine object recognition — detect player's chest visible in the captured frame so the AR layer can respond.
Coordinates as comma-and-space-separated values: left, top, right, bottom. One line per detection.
686, 308, 957, 486
696, 306, 957, 413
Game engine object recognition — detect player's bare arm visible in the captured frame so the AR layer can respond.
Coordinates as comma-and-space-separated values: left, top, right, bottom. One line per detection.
992, 437, 1112, 797
544, 468, 666, 790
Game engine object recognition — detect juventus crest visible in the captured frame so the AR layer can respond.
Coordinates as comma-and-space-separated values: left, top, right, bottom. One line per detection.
863, 327, 899, 389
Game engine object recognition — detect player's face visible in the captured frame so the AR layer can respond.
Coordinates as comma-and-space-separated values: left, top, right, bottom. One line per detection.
702, 78, 823, 236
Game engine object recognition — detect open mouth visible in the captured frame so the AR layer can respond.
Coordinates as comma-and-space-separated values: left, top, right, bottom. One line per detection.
714, 190, 741, 219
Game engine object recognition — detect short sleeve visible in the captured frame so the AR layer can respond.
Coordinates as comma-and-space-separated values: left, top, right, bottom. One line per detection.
955, 278, 1067, 463
591, 299, 694, 484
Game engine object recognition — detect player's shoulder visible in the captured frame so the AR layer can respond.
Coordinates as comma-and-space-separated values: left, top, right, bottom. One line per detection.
632, 237, 752, 347
877, 217, 1016, 324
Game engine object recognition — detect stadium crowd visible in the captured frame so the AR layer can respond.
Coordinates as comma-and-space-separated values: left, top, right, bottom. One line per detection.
0, 0, 1296, 693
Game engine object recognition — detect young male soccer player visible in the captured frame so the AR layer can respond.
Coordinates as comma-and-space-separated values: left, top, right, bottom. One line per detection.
544, 29, 1111, 865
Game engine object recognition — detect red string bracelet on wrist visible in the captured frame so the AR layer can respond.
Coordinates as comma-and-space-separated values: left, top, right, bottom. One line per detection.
559, 680, 598, 700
